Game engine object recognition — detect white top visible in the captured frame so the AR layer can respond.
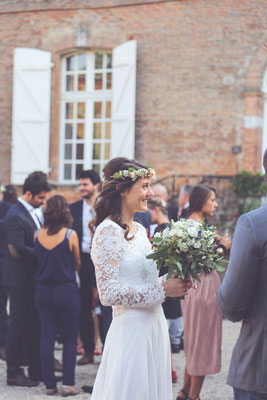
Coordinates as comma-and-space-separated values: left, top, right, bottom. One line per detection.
81, 199, 94, 253
91, 219, 166, 318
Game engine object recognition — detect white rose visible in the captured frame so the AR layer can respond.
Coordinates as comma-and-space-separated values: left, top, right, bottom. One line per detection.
162, 229, 170, 239
187, 227, 198, 237
169, 229, 178, 237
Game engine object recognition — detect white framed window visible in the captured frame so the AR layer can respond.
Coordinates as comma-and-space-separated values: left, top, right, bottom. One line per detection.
59, 41, 137, 184
60, 51, 112, 182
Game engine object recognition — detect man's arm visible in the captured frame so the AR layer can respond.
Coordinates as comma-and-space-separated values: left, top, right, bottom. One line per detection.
218, 214, 261, 322
4, 214, 37, 263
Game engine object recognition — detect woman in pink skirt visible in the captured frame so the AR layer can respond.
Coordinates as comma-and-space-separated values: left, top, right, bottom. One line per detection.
176, 185, 231, 400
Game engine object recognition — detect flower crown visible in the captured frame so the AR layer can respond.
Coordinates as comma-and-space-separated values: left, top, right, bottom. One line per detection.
112, 167, 156, 181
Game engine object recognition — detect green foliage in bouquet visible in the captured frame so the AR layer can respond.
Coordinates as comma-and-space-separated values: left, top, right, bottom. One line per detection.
146, 219, 227, 283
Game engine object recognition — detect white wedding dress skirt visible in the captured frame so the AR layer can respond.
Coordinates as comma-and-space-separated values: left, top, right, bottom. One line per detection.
91, 305, 172, 400
91, 219, 173, 400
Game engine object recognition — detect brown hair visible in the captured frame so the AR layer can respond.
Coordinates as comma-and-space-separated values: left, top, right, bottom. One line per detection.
187, 185, 216, 217
91, 157, 148, 240
43, 195, 73, 235
147, 197, 167, 215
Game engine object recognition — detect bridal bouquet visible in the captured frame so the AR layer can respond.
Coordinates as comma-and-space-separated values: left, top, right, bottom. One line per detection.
146, 219, 226, 283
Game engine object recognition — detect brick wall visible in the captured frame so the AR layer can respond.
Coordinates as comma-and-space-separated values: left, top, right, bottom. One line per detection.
0, 0, 174, 13
0, 0, 266, 187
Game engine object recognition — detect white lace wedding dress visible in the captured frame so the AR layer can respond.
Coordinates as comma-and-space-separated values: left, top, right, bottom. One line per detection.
90, 219, 172, 400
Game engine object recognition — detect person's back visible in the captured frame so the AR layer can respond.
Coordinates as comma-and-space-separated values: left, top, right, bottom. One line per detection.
33, 195, 80, 396
34, 228, 76, 283
218, 205, 267, 396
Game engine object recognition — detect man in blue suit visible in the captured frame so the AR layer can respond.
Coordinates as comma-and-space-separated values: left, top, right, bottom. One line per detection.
3, 172, 50, 386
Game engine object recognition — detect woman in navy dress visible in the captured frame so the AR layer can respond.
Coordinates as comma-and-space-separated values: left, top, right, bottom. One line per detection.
34, 195, 80, 396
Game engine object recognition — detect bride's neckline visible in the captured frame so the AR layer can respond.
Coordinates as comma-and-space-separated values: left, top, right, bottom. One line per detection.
105, 218, 139, 235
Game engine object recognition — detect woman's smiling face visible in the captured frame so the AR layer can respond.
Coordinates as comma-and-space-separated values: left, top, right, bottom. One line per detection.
121, 178, 154, 214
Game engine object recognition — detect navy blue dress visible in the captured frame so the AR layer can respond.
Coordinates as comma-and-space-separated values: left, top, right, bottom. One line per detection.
34, 229, 80, 389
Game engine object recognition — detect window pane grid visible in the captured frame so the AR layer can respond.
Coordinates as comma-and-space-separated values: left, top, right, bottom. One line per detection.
62, 51, 112, 182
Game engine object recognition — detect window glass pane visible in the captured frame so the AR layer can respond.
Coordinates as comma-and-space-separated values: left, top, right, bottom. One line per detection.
106, 102, 111, 118
93, 123, 102, 139
78, 74, 86, 91
76, 144, 84, 160
64, 144, 72, 160
104, 143, 110, 159
95, 53, 103, 69
105, 122, 111, 139
75, 164, 83, 180
94, 102, 102, 118
64, 164, 72, 180
66, 103, 74, 119
92, 164, 100, 174
78, 53, 86, 70
77, 123, 84, 139
107, 53, 112, 69
66, 56, 74, 71
65, 123, 73, 139
107, 72, 112, 90
66, 75, 74, 91
94, 73, 103, 90
77, 103, 85, 118
93, 143, 101, 160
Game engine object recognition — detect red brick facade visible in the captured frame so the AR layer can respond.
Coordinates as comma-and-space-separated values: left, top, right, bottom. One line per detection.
0, 0, 267, 185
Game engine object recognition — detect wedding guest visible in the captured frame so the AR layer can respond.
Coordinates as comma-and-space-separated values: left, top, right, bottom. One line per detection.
218, 149, 267, 400
148, 197, 184, 358
2, 184, 17, 205
178, 184, 193, 218
148, 197, 181, 384
89, 157, 188, 400
3, 172, 50, 386
69, 170, 100, 365
34, 195, 80, 396
177, 185, 231, 400
0, 186, 15, 361
152, 183, 179, 222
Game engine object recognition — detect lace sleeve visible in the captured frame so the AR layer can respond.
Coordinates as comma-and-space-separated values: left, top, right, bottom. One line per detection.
91, 221, 166, 308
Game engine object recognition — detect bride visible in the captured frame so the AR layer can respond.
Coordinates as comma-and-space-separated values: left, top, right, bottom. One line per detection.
90, 157, 188, 400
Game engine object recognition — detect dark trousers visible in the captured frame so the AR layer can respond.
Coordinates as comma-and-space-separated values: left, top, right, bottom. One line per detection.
99, 304, 112, 347
35, 282, 80, 389
0, 270, 8, 348
6, 287, 41, 378
79, 253, 95, 355
234, 388, 267, 399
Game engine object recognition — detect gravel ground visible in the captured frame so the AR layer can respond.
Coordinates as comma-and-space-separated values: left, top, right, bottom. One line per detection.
0, 319, 240, 400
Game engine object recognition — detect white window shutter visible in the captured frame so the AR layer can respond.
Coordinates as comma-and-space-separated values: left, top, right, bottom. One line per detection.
11, 48, 52, 184
111, 40, 136, 159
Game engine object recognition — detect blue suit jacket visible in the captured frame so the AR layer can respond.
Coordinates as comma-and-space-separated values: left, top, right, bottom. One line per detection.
3, 201, 38, 288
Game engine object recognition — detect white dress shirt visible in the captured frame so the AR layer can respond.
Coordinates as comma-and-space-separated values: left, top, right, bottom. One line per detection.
81, 199, 95, 254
